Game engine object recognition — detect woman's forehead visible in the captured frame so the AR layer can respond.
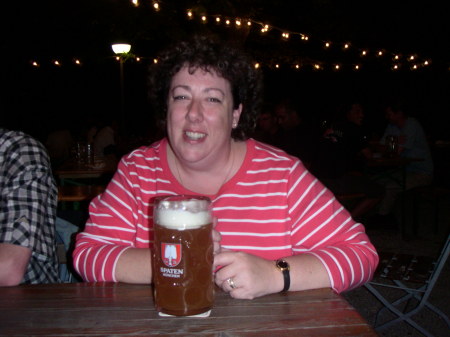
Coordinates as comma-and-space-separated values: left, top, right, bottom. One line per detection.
171, 66, 231, 90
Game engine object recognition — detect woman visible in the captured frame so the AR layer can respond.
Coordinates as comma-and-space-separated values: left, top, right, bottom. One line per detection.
73, 35, 378, 299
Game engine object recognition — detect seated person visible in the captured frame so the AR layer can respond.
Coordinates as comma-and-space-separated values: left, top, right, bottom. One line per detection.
252, 102, 283, 148
371, 97, 433, 223
311, 101, 384, 221
73, 34, 378, 298
0, 128, 60, 286
274, 98, 317, 168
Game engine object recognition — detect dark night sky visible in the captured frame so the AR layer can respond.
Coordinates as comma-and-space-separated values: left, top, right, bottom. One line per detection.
4, 0, 450, 64
2, 0, 450, 141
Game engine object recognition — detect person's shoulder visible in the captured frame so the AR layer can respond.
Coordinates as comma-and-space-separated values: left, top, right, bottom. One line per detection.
407, 117, 422, 126
122, 139, 164, 162
1, 129, 51, 170
1, 128, 46, 152
249, 138, 301, 163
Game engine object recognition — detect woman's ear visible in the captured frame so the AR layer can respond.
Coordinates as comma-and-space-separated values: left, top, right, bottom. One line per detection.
232, 104, 243, 128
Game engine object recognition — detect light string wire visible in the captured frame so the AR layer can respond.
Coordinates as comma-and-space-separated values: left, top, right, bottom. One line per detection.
27, 0, 433, 72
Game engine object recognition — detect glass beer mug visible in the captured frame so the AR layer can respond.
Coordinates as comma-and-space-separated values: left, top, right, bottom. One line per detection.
152, 195, 214, 317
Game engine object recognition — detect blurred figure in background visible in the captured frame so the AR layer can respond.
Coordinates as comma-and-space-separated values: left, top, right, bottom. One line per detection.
252, 102, 282, 147
93, 116, 119, 157
370, 97, 433, 224
311, 101, 384, 221
45, 115, 74, 168
274, 98, 317, 168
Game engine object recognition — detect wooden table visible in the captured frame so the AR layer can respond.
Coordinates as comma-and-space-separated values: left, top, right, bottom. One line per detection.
0, 283, 377, 336
58, 185, 106, 202
54, 155, 118, 181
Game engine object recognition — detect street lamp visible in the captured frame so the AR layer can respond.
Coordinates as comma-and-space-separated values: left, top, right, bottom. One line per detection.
111, 43, 131, 115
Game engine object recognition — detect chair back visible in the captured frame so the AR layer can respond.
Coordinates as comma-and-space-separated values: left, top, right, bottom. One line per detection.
365, 233, 450, 335
423, 233, 450, 301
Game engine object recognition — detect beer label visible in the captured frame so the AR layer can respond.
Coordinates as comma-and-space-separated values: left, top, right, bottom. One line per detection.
161, 243, 182, 267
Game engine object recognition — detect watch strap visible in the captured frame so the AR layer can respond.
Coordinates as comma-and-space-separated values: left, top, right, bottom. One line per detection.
276, 259, 290, 292
281, 268, 290, 292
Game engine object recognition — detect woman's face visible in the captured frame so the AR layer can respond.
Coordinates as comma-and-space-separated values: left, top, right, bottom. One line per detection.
167, 66, 242, 166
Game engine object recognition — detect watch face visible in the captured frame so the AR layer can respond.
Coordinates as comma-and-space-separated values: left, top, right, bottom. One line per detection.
277, 260, 289, 270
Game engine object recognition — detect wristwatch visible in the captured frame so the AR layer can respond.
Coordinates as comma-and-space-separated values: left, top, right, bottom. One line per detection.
275, 259, 290, 292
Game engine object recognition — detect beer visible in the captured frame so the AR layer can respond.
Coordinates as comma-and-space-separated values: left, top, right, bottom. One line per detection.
153, 196, 214, 316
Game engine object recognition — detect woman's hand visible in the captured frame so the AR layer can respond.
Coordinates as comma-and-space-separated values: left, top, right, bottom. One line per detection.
213, 251, 281, 299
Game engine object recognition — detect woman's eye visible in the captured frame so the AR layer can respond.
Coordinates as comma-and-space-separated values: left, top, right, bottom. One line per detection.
208, 97, 221, 103
173, 95, 187, 100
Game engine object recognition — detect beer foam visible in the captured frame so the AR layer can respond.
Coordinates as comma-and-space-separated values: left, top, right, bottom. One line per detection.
156, 209, 210, 230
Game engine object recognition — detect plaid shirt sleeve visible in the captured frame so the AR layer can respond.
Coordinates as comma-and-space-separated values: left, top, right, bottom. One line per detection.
0, 129, 60, 284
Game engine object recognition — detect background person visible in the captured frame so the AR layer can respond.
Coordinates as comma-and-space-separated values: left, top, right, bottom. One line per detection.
0, 128, 60, 286
273, 97, 317, 168
311, 101, 385, 221
73, 34, 378, 299
369, 97, 433, 225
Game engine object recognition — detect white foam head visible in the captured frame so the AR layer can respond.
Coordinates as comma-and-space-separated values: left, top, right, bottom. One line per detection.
156, 209, 210, 230
154, 196, 211, 230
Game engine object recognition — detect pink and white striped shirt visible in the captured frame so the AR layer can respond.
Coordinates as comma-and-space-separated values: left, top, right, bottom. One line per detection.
73, 138, 378, 293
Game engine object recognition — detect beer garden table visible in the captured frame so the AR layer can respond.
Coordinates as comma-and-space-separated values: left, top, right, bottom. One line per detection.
0, 282, 377, 336
54, 155, 118, 182
54, 155, 117, 208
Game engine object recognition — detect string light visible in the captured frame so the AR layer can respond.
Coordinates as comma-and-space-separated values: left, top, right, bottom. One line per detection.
24, 1, 439, 72
122, 0, 434, 71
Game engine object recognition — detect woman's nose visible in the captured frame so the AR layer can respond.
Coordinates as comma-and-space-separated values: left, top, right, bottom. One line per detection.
186, 99, 203, 122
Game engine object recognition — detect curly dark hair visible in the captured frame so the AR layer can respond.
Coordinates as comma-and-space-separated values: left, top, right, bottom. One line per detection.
147, 34, 263, 140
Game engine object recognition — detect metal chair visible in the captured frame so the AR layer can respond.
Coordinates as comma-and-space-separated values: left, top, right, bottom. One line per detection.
365, 233, 450, 336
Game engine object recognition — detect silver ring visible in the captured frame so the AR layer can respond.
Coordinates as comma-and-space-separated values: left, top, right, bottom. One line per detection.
227, 277, 237, 289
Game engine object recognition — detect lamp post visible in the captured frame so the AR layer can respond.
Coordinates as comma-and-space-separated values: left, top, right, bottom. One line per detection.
111, 43, 131, 115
